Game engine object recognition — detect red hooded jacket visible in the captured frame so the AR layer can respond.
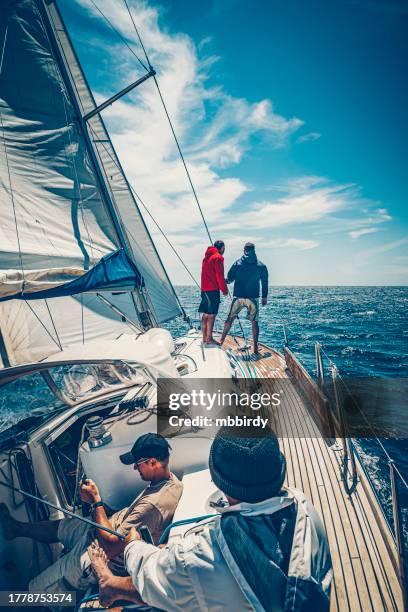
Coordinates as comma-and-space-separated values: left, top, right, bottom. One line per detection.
201, 246, 228, 294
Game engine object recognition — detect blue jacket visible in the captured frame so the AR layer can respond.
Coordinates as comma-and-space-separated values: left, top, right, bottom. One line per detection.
227, 252, 268, 299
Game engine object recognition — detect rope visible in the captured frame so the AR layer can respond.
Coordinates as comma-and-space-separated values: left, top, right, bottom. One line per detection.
81, 293, 85, 344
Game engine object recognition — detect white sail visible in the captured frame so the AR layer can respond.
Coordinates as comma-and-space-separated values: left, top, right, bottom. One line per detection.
0, 0, 182, 325
0, 0, 123, 297
45, 0, 183, 324
0, 293, 140, 367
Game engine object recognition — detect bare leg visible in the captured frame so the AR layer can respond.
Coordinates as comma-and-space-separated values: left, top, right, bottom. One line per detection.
251, 321, 260, 354
90, 545, 144, 607
219, 319, 234, 345
0, 504, 60, 543
206, 315, 219, 343
201, 313, 208, 342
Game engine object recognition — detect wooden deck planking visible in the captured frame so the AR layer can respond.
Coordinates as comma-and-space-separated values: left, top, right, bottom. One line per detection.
222, 335, 403, 612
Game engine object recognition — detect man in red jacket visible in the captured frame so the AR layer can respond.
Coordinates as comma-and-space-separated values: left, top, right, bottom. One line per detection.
198, 240, 228, 344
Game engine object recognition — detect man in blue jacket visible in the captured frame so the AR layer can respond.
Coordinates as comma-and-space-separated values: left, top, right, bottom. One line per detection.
220, 242, 268, 354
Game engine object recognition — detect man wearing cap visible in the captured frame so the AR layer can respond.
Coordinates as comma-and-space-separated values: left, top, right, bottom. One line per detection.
0, 433, 182, 593
220, 242, 268, 355
90, 427, 332, 611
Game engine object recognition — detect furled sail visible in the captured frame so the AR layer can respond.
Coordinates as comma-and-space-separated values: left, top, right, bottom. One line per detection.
0, 0, 182, 325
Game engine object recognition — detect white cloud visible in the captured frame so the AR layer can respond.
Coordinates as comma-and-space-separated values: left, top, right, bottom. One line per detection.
270, 238, 319, 250
216, 177, 353, 230
359, 236, 408, 258
296, 131, 321, 144
349, 228, 379, 239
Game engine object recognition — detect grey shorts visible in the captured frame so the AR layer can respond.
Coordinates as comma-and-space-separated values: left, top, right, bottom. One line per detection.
227, 298, 259, 322
29, 518, 96, 594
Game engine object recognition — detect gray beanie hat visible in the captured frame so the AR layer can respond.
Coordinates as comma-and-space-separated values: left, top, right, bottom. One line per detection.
209, 426, 286, 503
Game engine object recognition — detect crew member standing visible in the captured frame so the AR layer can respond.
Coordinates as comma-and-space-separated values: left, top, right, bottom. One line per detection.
198, 240, 228, 345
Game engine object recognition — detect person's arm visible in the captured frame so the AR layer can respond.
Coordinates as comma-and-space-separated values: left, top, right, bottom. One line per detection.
260, 264, 268, 301
226, 262, 237, 284
99, 500, 162, 555
80, 480, 120, 544
124, 538, 196, 611
214, 258, 228, 295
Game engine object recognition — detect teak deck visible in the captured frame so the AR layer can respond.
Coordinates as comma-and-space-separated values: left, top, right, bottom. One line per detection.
222, 335, 403, 612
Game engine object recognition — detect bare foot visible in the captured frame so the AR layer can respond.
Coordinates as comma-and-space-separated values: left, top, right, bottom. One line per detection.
89, 544, 117, 608
0, 504, 18, 540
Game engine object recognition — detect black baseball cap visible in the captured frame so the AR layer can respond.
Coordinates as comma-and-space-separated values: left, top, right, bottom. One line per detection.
119, 433, 172, 465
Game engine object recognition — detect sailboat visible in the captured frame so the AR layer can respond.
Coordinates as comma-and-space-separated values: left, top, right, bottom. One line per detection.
0, 1, 406, 610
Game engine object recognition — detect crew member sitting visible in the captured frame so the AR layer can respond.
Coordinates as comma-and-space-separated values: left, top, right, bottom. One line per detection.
89, 426, 332, 611
0, 433, 182, 594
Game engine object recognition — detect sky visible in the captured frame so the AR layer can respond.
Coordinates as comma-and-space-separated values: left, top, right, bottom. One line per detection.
59, 0, 408, 285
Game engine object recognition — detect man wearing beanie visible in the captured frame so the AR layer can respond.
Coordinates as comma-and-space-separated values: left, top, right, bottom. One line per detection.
90, 427, 332, 611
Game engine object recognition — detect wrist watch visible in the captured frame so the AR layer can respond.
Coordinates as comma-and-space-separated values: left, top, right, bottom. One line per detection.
91, 500, 104, 512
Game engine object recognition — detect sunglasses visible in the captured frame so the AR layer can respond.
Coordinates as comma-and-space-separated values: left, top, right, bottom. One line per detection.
134, 457, 150, 468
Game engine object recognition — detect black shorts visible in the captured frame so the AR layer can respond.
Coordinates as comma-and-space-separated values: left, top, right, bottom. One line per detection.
198, 290, 220, 315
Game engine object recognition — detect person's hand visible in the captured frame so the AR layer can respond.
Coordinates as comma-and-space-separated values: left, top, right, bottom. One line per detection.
79, 479, 101, 504
125, 527, 141, 543
261, 298, 267, 306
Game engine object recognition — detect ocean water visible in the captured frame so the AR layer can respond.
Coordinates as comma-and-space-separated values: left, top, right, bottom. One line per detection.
165, 286, 408, 533
167, 286, 408, 378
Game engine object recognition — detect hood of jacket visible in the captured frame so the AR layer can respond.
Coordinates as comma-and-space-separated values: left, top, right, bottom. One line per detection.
205, 246, 221, 259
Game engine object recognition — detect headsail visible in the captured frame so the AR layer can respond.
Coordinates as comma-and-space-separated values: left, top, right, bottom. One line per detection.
0, 0, 182, 327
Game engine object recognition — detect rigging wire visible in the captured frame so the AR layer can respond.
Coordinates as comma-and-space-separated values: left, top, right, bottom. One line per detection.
84, 120, 186, 323
86, 110, 249, 345
44, 299, 63, 352
121, 0, 212, 245
87, 0, 149, 73
119, 1, 251, 351
82, 2, 250, 346
85, 121, 200, 290
23, 300, 62, 350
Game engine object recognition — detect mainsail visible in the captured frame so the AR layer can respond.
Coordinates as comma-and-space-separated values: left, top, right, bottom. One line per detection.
0, 0, 183, 365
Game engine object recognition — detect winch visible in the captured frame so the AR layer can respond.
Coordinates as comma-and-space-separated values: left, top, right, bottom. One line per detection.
85, 415, 112, 449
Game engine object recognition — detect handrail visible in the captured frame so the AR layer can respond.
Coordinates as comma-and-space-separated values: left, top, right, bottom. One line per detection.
390, 460, 408, 611
315, 341, 408, 609
330, 364, 358, 491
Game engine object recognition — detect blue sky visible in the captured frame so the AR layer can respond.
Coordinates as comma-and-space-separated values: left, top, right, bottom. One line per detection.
60, 0, 408, 285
